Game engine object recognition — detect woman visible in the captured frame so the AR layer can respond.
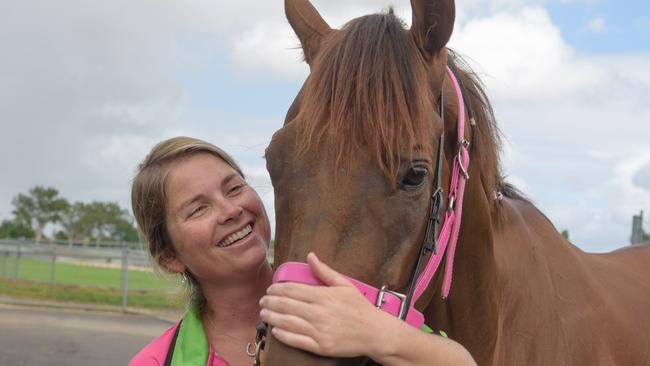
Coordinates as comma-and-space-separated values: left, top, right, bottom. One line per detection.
129, 136, 476, 366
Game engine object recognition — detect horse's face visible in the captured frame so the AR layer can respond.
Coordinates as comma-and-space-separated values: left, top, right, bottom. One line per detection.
263, 0, 456, 364
266, 122, 436, 284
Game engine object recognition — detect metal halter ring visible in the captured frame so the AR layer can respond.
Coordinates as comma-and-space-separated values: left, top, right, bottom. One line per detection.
456, 139, 470, 180
246, 342, 258, 357
246, 340, 265, 365
248, 322, 267, 365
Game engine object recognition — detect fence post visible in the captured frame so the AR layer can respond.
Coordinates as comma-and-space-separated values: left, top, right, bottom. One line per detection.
2, 250, 7, 277
14, 242, 21, 279
121, 245, 129, 310
50, 244, 57, 285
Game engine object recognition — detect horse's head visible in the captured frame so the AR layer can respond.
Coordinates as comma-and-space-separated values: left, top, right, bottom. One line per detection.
264, 0, 460, 364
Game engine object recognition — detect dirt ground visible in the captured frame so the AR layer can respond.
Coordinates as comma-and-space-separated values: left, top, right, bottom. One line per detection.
0, 304, 172, 366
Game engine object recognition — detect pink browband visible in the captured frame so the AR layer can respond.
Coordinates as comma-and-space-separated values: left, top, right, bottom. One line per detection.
273, 66, 470, 328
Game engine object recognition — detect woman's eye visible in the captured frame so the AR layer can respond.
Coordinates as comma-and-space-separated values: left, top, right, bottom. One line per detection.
228, 184, 244, 195
188, 206, 205, 218
401, 166, 428, 189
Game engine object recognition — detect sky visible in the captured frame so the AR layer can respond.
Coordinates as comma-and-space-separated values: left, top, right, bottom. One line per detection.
0, 0, 648, 252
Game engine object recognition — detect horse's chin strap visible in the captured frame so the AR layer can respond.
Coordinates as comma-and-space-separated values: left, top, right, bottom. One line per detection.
270, 66, 470, 332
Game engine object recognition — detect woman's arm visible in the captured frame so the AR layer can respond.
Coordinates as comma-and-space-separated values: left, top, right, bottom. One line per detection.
259, 253, 476, 365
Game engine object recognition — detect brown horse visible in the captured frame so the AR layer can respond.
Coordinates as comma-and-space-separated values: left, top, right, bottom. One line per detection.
263, 0, 650, 364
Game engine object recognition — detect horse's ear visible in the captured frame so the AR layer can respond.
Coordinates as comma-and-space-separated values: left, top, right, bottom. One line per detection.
285, 0, 333, 65
409, 0, 455, 59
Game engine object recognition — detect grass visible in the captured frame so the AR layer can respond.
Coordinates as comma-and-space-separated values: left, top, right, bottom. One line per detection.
0, 278, 183, 309
0, 255, 176, 290
0, 255, 183, 309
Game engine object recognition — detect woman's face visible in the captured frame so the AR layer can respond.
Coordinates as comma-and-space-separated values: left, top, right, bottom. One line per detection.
163, 153, 271, 284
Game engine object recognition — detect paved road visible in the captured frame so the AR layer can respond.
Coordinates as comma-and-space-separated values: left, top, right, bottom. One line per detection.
0, 304, 172, 366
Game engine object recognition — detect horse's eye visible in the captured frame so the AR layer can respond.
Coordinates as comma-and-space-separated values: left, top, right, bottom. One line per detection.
401, 166, 428, 189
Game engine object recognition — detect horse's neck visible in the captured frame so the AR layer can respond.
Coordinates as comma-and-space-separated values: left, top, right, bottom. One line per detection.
427, 174, 599, 364
423, 173, 502, 361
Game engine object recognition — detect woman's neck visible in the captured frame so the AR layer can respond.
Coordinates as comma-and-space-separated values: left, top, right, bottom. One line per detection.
201, 261, 273, 332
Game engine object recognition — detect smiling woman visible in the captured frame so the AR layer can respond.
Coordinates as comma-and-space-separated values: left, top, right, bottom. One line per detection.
129, 136, 274, 366
127, 136, 476, 366
130, 137, 267, 311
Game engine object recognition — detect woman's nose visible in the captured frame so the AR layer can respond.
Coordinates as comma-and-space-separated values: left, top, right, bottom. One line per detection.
217, 198, 244, 224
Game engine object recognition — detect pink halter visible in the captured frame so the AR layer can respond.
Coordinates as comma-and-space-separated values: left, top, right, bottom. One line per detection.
273, 66, 470, 328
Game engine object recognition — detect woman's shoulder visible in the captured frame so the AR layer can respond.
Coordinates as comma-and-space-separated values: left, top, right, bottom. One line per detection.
128, 322, 180, 366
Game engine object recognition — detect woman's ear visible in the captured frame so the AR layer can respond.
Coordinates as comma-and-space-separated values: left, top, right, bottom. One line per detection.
158, 248, 186, 274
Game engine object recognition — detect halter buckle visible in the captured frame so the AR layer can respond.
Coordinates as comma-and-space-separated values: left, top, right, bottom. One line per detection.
375, 285, 408, 320
424, 188, 444, 254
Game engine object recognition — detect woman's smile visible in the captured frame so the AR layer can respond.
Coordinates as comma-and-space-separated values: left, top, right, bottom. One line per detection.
217, 223, 254, 248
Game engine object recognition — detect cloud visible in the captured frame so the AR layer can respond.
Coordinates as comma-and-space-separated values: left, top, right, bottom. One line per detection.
0, 1, 207, 220
1, 0, 648, 254
585, 16, 607, 34
232, 21, 307, 80
633, 162, 650, 191
558, 0, 602, 4
228, 0, 412, 81
227, 1, 561, 81
229, 4, 608, 103
450, 7, 607, 102
495, 53, 650, 250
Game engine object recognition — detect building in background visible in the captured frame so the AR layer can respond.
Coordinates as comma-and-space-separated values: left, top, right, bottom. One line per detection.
630, 211, 647, 245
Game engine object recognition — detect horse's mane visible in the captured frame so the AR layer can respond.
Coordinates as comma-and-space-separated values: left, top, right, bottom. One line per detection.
446, 51, 527, 203
295, 9, 521, 203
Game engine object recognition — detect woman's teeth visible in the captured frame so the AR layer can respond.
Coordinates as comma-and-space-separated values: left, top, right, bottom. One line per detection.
218, 224, 253, 247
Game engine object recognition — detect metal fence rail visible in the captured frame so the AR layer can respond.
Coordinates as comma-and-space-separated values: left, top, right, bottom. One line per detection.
0, 239, 163, 310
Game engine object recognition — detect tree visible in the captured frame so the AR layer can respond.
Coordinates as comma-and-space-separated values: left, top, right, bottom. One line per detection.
5, 187, 140, 245
87, 201, 117, 245
561, 230, 570, 240
100, 202, 140, 243
75, 201, 139, 245
112, 216, 140, 243
11, 186, 69, 243
59, 201, 88, 244
0, 219, 35, 239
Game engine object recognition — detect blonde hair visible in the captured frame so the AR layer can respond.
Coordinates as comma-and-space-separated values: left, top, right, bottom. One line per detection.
131, 136, 244, 309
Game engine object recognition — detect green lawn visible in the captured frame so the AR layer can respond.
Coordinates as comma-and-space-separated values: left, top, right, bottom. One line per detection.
0, 256, 176, 291
0, 255, 183, 309
0, 278, 183, 309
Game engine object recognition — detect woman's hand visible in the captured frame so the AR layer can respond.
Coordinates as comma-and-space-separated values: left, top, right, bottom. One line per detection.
260, 253, 477, 365
259, 252, 389, 358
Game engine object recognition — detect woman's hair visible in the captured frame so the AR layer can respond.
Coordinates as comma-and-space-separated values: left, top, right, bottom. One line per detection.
131, 136, 244, 309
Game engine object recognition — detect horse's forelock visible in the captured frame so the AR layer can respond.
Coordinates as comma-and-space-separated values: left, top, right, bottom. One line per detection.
294, 10, 435, 183
291, 11, 506, 202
